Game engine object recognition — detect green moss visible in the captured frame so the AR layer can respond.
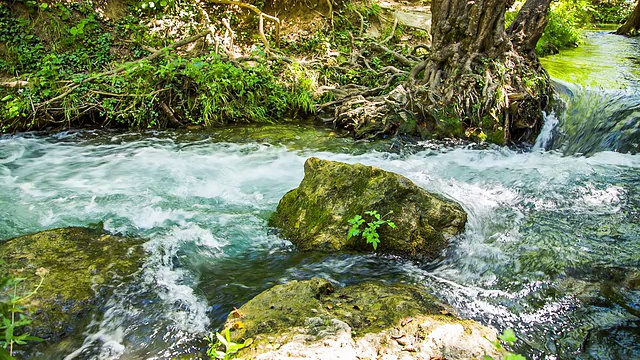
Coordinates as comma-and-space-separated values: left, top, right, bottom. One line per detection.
221, 278, 505, 359
0, 227, 146, 342
269, 158, 466, 258
223, 278, 447, 343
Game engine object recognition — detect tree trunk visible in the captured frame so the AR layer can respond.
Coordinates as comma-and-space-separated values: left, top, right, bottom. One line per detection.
507, 0, 553, 58
413, 0, 553, 144
425, 0, 510, 89
617, 0, 640, 36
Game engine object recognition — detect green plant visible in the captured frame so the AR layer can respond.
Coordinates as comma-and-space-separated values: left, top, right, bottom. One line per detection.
592, 0, 634, 24
0, 264, 47, 358
483, 328, 526, 360
206, 328, 251, 360
347, 210, 396, 251
537, 0, 599, 55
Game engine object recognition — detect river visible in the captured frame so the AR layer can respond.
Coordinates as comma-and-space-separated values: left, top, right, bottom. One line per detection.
1, 31, 639, 359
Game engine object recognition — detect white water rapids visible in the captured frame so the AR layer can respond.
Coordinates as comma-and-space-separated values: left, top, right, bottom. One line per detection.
1, 125, 639, 359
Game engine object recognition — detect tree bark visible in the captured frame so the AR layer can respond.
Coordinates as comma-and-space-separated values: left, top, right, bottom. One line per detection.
507, 0, 553, 57
617, 0, 640, 36
426, 0, 510, 87
413, 0, 553, 144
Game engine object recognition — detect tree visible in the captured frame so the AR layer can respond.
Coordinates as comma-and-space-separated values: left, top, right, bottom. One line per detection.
617, 0, 640, 36
412, 0, 553, 143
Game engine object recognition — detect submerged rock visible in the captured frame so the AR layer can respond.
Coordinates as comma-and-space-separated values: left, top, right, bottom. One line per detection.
221, 278, 503, 359
0, 227, 145, 344
269, 157, 467, 258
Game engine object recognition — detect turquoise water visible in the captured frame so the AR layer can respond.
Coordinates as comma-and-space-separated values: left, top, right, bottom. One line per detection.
541, 29, 640, 90
0, 31, 638, 360
1, 125, 638, 359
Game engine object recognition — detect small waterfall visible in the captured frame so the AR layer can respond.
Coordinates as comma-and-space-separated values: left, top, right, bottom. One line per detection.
532, 111, 559, 151
538, 84, 640, 155
538, 29, 640, 156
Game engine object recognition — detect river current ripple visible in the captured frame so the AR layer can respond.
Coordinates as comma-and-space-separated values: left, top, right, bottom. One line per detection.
0, 125, 638, 359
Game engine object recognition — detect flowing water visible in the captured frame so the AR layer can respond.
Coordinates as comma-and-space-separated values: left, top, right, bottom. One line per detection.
540, 29, 640, 156
0, 31, 638, 360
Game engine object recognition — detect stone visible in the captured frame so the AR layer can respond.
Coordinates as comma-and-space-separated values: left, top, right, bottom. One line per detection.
219, 278, 503, 360
268, 157, 467, 258
0, 227, 145, 343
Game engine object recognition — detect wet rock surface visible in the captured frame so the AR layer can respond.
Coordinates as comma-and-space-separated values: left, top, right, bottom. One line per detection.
0, 227, 145, 344
269, 157, 467, 258
221, 277, 503, 359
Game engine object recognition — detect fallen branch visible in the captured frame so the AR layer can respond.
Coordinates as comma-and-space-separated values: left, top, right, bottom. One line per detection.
0, 80, 30, 88
221, 18, 235, 56
160, 102, 182, 125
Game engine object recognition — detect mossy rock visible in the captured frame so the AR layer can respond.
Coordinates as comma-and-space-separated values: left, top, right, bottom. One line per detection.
268, 157, 467, 258
220, 278, 503, 359
0, 227, 146, 343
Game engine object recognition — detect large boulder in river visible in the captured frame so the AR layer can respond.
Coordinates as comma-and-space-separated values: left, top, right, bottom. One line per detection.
220, 278, 503, 359
0, 227, 145, 344
269, 157, 467, 258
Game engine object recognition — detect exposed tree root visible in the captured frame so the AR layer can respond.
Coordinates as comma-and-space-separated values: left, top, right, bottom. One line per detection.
316, 0, 552, 144
205, 0, 281, 51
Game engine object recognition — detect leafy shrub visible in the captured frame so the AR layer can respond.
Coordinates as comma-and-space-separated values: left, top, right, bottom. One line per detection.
1, 0, 318, 133
536, 1, 593, 55
591, 0, 634, 24
0, 51, 316, 132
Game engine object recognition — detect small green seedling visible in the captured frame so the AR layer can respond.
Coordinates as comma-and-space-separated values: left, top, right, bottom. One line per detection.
347, 210, 396, 251
1, 264, 47, 358
206, 328, 251, 360
483, 328, 526, 360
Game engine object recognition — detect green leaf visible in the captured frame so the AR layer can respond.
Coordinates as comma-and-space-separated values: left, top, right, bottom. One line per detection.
0, 346, 14, 360
39, 3, 48, 10
22, 336, 43, 343
482, 356, 495, 360
504, 354, 526, 360
498, 328, 517, 344
216, 332, 228, 346
5, 326, 13, 344
347, 215, 362, 225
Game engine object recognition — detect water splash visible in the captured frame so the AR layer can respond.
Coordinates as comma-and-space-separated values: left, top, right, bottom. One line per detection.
1, 126, 639, 359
